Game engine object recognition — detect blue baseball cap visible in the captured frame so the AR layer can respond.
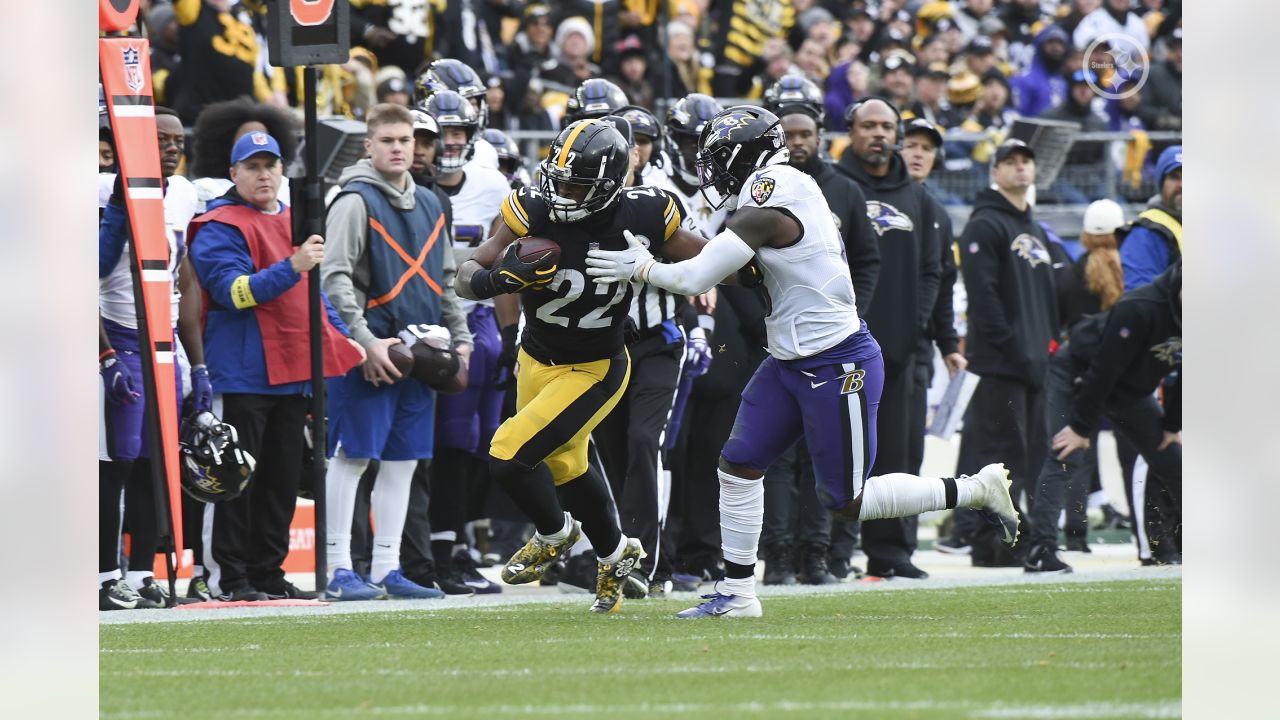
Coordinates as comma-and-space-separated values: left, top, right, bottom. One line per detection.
230, 131, 282, 165
1156, 145, 1182, 184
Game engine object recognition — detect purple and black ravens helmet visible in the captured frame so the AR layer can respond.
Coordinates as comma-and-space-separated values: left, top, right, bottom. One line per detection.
695, 105, 787, 209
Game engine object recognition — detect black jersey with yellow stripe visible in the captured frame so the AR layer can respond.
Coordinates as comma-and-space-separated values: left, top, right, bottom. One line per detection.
500, 185, 684, 365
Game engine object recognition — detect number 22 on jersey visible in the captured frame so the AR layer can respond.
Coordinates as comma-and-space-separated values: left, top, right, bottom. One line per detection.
535, 269, 628, 329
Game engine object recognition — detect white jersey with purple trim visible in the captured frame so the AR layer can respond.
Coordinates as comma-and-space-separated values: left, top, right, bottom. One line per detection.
464, 137, 500, 173
98, 173, 197, 329
737, 164, 860, 361
446, 164, 510, 313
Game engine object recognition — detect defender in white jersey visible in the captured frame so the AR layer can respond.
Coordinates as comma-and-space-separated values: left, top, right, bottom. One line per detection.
423, 89, 512, 594
586, 106, 1019, 618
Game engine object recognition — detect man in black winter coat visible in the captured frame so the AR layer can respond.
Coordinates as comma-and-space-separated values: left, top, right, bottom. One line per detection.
1026, 264, 1182, 573
835, 98, 943, 579
900, 118, 966, 479
955, 139, 1058, 566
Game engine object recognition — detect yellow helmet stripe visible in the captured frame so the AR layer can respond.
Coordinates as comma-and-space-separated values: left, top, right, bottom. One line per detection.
556, 119, 598, 170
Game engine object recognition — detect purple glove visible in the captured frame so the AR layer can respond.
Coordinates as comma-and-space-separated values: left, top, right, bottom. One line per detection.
101, 353, 140, 405
682, 328, 712, 380
190, 364, 213, 413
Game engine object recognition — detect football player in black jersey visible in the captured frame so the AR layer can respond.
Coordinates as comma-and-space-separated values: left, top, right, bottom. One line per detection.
455, 119, 707, 613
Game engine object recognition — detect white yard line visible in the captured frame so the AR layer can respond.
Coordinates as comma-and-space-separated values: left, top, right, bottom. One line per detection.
99, 699, 1182, 719
99, 547, 1178, 627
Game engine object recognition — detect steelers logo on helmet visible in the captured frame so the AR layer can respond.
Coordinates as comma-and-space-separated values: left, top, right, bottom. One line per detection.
763, 75, 825, 123
538, 119, 630, 223
415, 58, 489, 130
565, 78, 629, 124
665, 93, 724, 186
695, 105, 787, 210
422, 90, 479, 173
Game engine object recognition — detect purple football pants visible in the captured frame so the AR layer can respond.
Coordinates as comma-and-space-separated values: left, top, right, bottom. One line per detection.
721, 349, 884, 510
435, 305, 505, 454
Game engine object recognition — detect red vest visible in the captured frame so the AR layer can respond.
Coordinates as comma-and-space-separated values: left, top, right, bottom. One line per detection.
189, 203, 363, 386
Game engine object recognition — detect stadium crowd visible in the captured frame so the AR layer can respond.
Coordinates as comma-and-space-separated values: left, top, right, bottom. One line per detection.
99, 0, 1182, 611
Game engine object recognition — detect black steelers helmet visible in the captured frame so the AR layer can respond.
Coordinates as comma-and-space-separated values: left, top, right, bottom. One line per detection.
179, 412, 255, 503
666, 93, 723, 185
415, 58, 489, 130
763, 75, 825, 123
422, 90, 479, 172
539, 119, 629, 222
696, 105, 788, 209
564, 78, 629, 124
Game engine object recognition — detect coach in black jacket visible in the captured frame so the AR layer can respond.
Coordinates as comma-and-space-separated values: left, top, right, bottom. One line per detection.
1025, 264, 1182, 573
956, 139, 1058, 566
835, 98, 943, 579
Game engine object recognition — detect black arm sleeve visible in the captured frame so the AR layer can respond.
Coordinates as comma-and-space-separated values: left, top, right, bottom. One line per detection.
843, 182, 880, 313
1068, 304, 1151, 436
916, 187, 943, 336
959, 217, 1016, 351
930, 206, 959, 356
1161, 371, 1182, 433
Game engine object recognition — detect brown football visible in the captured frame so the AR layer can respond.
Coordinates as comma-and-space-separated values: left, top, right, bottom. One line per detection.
387, 342, 414, 382
409, 336, 468, 394
516, 237, 560, 266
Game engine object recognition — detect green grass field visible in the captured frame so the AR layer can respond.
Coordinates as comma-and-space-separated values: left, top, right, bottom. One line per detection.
100, 578, 1180, 719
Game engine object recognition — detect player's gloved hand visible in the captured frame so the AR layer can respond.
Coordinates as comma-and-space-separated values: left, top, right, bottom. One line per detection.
190, 364, 213, 413
494, 324, 519, 389
101, 351, 140, 405
472, 243, 558, 298
682, 327, 713, 379
585, 230, 655, 284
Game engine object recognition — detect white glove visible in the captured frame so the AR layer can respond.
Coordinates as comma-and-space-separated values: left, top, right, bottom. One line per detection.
585, 230, 655, 285
398, 324, 451, 348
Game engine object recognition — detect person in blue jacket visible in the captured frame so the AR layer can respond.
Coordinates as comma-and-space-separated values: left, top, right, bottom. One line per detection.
187, 131, 365, 602
1009, 25, 1069, 119
1119, 145, 1181, 291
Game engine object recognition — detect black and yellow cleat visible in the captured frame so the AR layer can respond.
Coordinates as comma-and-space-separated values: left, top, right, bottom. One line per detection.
501, 520, 582, 585
591, 538, 646, 614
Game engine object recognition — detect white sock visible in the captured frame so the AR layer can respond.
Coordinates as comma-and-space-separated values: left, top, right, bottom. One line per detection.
125, 570, 152, 588
98, 570, 122, 588
858, 473, 950, 520
534, 512, 574, 545
430, 530, 457, 543
718, 468, 763, 569
324, 454, 369, 573
723, 574, 756, 599
370, 460, 417, 583
567, 532, 593, 558
598, 535, 627, 564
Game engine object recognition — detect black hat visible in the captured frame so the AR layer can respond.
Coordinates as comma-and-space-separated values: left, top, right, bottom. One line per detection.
965, 36, 995, 56
993, 138, 1035, 164
981, 67, 1010, 89
882, 52, 916, 74
903, 117, 943, 148
918, 62, 951, 80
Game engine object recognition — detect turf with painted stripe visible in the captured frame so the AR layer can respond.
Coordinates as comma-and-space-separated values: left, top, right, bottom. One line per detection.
100, 579, 1180, 719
